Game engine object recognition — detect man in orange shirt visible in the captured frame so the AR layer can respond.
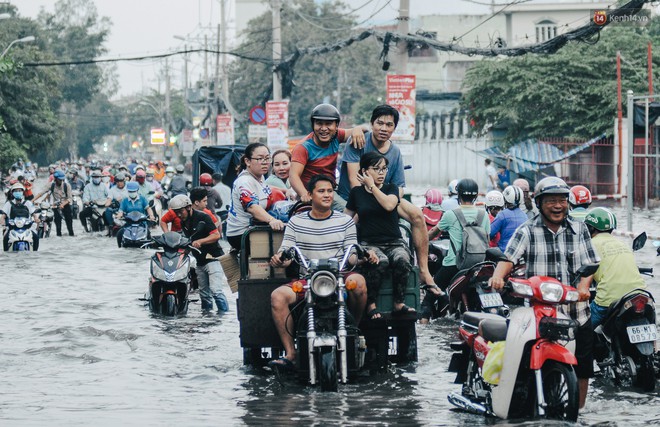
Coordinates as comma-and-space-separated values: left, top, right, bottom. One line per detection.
160, 187, 221, 234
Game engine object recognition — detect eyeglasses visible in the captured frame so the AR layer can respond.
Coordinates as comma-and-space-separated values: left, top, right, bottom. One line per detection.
542, 197, 568, 206
251, 156, 272, 164
368, 167, 389, 174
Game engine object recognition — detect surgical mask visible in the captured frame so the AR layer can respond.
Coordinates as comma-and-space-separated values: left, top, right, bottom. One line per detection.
92, 178, 101, 185
13, 191, 24, 200
128, 191, 138, 199
102, 177, 110, 183
146, 176, 153, 182
166, 172, 173, 178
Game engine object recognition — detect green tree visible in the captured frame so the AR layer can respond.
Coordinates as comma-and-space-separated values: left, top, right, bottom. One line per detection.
228, 0, 385, 136
462, 22, 659, 145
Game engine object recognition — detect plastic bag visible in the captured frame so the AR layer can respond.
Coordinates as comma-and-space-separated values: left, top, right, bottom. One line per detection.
268, 200, 297, 223
482, 341, 506, 385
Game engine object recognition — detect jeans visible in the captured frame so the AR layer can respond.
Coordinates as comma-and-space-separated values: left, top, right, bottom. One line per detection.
590, 301, 609, 330
196, 260, 229, 312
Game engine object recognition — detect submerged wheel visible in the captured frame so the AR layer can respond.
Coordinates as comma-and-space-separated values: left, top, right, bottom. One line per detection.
318, 346, 337, 392
615, 356, 637, 387
162, 294, 177, 316
637, 356, 656, 392
541, 361, 579, 422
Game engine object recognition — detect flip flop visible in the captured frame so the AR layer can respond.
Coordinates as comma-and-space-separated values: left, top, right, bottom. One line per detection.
367, 308, 382, 320
392, 304, 416, 316
268, 357, 296, 373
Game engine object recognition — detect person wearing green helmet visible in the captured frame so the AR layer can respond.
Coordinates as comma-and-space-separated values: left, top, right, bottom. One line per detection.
584, 207, 646, 329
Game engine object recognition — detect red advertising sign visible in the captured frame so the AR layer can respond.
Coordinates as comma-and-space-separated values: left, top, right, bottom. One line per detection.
216, 113, 234, 145
266, 100, 289, 148
386, 75, 416, 141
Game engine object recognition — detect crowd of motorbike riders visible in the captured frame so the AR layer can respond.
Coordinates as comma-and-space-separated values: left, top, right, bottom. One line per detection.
0, 103, 656, 416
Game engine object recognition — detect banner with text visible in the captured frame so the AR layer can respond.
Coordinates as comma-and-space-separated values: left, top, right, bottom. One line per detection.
386, 75, 416, 142
266, 100, 289, 148
216, 113, 235, 146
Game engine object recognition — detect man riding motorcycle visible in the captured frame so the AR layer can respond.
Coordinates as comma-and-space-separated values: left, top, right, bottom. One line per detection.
104, 172, 129, 235
584, 207, 646, 329
79, 170, 110, 232
1, 183, 40, 251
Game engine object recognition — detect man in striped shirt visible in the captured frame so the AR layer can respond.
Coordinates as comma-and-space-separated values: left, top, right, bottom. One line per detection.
269, 175, 376, 370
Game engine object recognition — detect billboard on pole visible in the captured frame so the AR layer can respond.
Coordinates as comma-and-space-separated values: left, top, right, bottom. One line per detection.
150, 128, 166, 145
266, 100, 289, 148
216, 113, 235, 145
386, 75, 416, 142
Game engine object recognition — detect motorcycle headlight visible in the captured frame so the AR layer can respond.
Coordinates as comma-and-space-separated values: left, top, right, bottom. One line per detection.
310, 271, 337, 297
540, 282, 564, 303
151, 259, 189, 282
14, 218, 26, 228
151, 262, 168, 281
510, 280, 533, 297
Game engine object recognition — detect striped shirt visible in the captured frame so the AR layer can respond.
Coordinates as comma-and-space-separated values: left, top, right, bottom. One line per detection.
504, 214, 600, 326
279, 210, 357, 260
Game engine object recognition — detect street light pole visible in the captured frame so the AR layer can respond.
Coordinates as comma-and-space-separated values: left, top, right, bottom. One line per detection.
1, 35, 36, 59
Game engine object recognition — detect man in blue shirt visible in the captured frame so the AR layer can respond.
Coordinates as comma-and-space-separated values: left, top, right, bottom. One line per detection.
338, 104, 438, 289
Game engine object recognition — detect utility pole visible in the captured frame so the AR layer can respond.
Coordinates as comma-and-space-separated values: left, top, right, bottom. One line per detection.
221, 0, 229, 107
165, 58, 171, 159
272, 0, 282, 101
397, 0, 409, 75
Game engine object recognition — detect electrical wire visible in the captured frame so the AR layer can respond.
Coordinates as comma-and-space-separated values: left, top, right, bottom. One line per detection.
453, 0, 533, 42
290, 0, 393, 32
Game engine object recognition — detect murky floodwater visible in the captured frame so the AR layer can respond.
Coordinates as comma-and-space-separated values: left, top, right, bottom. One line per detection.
1, 195, 659, 425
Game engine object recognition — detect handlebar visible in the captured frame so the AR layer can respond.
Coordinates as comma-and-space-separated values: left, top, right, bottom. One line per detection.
639, 267, 654, 277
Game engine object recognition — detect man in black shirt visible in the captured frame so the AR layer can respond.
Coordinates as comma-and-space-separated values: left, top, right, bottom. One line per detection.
169, 195, 228, 312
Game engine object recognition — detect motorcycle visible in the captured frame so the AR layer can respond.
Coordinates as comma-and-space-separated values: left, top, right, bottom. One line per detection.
447, 263, 599, 421
145, 231, 197, 316
71, 190, 81, 218
36, 201, 54, 238
83, 199, 108, 232
280, 244, 367, 391
6, 217, 36, 251
115, 211, 151, 248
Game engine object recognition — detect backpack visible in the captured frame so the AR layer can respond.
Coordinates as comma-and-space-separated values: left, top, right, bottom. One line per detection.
450, 207, 488, 270
50, 181, 69, 198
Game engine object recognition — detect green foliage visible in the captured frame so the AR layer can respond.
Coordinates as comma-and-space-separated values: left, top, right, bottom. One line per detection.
0, 134, 27, 172
463, 22, 660, 146
228, 0, 385, 135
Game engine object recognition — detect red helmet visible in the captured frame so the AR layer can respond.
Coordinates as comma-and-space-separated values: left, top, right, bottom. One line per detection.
569, 185, 592, 207
136, 170, 146, 178
424, 188, 443, 206
200, 173, 213, 186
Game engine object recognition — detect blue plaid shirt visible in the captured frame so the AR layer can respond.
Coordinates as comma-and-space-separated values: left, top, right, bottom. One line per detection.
504, 214, 600, 326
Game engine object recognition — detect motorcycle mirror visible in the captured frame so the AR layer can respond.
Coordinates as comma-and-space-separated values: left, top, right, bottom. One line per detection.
576, 263, 599, 277
190, 221, 207, 239
632, 232, 647, 252
485, 247, 508, 262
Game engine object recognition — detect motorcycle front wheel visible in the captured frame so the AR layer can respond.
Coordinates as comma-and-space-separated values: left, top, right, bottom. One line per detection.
539, 361, 579, 421
162, 294, 178, 316
318, 346, 338, 392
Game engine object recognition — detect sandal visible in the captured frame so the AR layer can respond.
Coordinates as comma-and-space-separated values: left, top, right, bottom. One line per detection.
367, 308, 382, 320
268, 357, 296, 373
392, 304, 416, 316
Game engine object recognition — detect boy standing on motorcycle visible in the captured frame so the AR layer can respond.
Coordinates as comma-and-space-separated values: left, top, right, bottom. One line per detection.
269, 175, 373, 370
490, 177, 600, 410
584, 208, 646, 329
1, 183, 40, 251
169, 195, 228, 313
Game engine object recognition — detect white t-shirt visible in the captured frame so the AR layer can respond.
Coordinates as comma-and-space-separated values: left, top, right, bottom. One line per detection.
226, 171, 272, 238
484, 164, 499, 191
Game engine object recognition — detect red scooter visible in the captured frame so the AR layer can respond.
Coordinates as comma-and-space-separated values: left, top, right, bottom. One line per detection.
448, 263, 599, 421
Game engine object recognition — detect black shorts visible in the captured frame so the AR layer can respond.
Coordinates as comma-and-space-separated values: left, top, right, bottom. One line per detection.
573, 321, 594, 379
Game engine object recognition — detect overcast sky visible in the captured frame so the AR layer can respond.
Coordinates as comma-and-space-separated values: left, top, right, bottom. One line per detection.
12, 0, 506, 97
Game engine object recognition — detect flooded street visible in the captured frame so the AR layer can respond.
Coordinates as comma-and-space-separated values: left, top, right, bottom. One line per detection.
0, 203, 659, 425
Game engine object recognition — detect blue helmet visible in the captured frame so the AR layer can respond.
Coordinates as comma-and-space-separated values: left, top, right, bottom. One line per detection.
126, 181, 140, 192
53, 170, 65, 180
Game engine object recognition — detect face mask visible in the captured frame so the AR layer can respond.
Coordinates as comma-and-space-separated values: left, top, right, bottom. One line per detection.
166, 172, 173, 178
102, 177, 110, 183
13, 191, 24, 200
136, 177, 145, 184
146, 176, 153, 182
128, 191, 138, 199
92, 178, 101, 185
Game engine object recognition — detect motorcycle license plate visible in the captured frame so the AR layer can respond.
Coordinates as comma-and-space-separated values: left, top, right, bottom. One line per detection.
626, 324, 658, 343
479, 292, 503, 308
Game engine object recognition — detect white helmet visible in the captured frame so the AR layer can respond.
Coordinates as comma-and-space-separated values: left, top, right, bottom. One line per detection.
168, 195, 192, 210
165, 166, 175, 174
10, 182, 25, 192
448, 179, 459, 196
485, 190, 504, 208
503, 185, 524, 207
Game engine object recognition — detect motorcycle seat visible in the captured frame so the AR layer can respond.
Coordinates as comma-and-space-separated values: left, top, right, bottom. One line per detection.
462, 311, 503, 329
479, 317, 508, 342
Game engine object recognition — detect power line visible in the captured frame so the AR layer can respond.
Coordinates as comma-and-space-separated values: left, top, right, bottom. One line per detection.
453, 0, 532, 42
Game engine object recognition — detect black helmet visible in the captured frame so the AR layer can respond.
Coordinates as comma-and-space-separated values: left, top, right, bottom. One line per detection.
456, 178, 479, 201
310, 104, 340, 126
